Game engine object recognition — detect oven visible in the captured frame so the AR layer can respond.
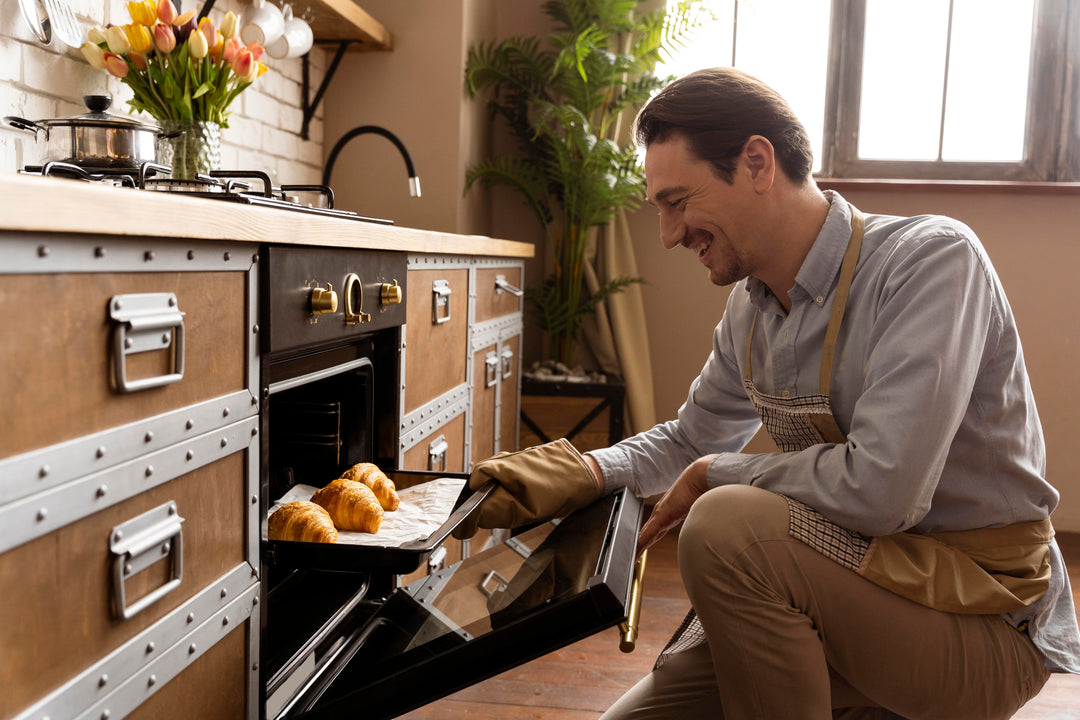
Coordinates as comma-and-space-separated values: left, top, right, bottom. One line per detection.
256, 245, 644, 720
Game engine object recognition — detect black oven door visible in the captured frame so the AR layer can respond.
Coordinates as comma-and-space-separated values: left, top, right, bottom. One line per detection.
283, 487, 642, 719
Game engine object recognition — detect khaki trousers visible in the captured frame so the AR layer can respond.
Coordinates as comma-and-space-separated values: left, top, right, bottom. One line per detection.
601, 485, 1050, 720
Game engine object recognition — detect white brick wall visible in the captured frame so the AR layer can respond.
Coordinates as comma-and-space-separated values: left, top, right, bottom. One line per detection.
0, 0, 327, 183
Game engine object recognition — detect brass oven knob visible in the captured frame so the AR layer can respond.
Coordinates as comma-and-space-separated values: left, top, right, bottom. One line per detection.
310, 283, 338, 315
380, 280, 403, 306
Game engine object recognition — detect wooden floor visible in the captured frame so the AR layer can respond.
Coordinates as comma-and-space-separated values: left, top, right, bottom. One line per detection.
400, 533, 1080, 719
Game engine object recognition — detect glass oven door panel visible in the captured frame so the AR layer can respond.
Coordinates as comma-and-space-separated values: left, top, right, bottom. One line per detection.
287, 488, 642, 720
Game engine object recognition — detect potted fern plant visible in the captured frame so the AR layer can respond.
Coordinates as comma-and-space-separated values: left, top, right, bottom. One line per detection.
464, 0, 707, 369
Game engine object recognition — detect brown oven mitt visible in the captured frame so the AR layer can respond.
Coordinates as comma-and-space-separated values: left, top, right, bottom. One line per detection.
452, 438, 602, 539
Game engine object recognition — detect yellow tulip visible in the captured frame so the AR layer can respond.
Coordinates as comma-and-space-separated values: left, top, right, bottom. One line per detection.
188, 26, 209, 58
124, 23, 153, 53
106, 25, 131, 55
80, 41, 106, 70
219, 11, 238, 40
256, 61, 268, 78
126, 0, 156, 26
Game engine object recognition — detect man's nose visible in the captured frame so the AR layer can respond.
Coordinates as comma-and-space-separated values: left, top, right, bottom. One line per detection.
659, 213, 684, 250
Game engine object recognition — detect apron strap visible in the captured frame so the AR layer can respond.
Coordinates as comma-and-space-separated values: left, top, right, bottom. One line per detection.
819, 209, 865, 396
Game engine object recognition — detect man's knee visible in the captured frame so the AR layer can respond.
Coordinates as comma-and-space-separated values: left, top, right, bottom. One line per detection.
677, 484, 790, 579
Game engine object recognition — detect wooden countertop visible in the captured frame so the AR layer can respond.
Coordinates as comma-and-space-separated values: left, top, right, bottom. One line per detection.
0, 174, 533, 258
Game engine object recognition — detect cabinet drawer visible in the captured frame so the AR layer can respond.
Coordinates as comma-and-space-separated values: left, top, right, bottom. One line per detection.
0, 270, 249, 462
401, 412, 467, 474
474, 266, 523, 323
499, 334, 521, 453
471, 343, 498, 465
404, 268, 469, 413
0, 450, 251, 719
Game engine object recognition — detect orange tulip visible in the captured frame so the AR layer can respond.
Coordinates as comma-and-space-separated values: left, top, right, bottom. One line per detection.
103, 53, 129, 78
153, 22, 176, 53
156, 0, 177, 25
198, 17, 218, 49
222, 36, 241, 64
129, 51, 148, 71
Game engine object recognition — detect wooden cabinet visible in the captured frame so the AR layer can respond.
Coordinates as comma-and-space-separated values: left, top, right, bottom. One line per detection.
398, 256, 524, 580
0, 235, 261, 720
399, 257, 524, 473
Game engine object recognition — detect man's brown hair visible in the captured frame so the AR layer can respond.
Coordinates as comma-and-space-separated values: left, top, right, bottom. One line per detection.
634, 67, 814, 184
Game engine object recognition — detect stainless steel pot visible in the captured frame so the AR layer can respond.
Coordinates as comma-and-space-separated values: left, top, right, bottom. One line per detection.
4, 95, 181, 169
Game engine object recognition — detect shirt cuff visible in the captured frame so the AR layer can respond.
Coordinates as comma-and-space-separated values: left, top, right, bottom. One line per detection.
585, 447, 635, 495
706, 452, 758, 489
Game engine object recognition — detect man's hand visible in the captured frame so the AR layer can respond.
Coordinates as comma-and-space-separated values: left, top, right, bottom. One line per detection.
637, 455, 717, 555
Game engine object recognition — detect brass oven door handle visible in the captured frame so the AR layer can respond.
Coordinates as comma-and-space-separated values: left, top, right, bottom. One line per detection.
343, 272, 371, 325
618, 549, 648, 653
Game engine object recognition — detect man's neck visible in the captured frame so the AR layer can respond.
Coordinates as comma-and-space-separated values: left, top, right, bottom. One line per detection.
758, 181, 831, 313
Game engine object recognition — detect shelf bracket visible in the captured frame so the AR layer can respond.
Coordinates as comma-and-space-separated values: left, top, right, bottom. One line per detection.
301, 40, 359, 140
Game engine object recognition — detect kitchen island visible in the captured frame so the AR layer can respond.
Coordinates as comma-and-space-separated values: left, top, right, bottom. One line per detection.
0, 170, 532, 720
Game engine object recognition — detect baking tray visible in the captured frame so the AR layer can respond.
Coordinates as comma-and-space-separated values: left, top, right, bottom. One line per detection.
264, 471, 494, 575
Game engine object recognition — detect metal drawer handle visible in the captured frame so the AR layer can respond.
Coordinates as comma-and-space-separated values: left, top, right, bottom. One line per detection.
485, 351, 499, 388
109, 293, 186, 393
480, 570, 509, 597
494, 275, 523, 297
428, 434, 448, 472
500, 347, 514, 380
110, 502, 185, 620
432, 279, 452, 324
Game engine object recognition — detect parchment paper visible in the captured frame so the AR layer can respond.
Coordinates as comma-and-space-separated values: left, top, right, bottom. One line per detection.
270, 477, 467, 547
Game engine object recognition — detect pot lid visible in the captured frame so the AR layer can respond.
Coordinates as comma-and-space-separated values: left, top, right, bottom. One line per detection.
34, 96, 162, 132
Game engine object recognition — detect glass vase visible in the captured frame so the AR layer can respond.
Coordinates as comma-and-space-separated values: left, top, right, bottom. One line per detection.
157, 120, 221, 180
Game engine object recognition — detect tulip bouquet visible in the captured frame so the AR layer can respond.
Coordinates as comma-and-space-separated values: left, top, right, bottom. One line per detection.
81, 0, 267, 127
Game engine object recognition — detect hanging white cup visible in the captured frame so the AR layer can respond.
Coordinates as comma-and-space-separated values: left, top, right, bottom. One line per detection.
239, 0, 284, 47
266, 6, 313, 59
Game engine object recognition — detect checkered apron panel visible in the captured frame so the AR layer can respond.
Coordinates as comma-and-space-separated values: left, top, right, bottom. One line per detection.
745, 381, 837, 453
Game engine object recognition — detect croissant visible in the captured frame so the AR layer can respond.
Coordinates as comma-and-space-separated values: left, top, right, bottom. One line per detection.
268, 501, 338, 543
312, 479, 384, 533
340, 462, 400, 512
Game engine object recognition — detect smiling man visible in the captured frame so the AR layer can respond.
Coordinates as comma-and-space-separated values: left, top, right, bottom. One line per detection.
581, 67, 1080, 718
457, 67, 1080, 718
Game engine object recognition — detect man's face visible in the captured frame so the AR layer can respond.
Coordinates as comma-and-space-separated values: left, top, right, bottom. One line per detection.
644, 134, 759, 287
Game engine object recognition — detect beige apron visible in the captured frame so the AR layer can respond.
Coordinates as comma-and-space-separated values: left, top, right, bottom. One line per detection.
656, 206, 1052, 668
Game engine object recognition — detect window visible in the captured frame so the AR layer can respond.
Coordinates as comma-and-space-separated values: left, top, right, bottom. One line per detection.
659, 0, 1080, 181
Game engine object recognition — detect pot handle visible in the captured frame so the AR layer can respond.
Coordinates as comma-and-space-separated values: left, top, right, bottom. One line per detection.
3, 116, 41, 134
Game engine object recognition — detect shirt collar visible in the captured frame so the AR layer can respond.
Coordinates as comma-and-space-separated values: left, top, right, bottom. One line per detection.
745, 190, 853, 312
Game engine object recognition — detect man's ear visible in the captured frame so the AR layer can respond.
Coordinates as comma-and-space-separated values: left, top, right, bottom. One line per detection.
742, 135, 775, 193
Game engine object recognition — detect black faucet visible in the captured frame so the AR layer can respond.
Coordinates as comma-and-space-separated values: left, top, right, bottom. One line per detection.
322, 126, 422, 198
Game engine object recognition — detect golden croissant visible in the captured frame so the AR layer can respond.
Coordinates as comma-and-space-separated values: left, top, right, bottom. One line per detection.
340, 462, 400, 511
268, 501, 338, 543
312, 479, 384, 533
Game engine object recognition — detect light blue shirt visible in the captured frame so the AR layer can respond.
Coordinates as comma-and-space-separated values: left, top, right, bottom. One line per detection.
590, 191, 1080, 672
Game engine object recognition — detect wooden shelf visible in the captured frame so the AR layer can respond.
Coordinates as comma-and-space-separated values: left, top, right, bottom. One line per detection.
306, 0, 393, 50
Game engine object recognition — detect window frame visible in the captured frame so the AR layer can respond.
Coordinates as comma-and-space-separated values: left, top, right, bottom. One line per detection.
818, 0, 1080, 181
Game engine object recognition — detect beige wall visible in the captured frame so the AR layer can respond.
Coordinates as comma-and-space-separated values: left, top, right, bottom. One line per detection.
627, 185, 1080, 532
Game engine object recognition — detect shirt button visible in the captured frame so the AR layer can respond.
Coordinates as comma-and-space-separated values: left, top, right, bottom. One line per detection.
816, 295, 825, 304
781, 389, 791, 398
